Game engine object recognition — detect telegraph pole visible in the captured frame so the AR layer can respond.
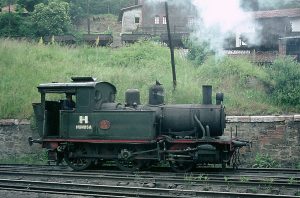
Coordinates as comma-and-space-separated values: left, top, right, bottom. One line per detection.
165, 2, 177, 90
8, 0, 12, 37
87, 0, 90, 34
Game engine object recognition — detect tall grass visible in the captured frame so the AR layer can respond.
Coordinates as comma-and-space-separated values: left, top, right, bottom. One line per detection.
0, 38, 284, 118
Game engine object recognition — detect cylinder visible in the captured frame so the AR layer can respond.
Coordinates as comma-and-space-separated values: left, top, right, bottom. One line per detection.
125, 89, 140, 107
202, 85, 212, 105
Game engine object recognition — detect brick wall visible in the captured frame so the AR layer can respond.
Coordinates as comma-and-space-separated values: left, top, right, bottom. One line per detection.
0, 116, 299, 167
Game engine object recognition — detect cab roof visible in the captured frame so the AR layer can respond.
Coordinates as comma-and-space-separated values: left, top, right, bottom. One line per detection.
37, 80, 116, 94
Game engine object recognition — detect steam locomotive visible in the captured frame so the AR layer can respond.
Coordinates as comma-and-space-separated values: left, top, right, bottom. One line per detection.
29, 77, 248, 172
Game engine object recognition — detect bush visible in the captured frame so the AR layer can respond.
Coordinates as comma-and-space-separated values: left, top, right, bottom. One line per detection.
268, 57, 300, 107
252, 153, 279, 168
183, 38, 211, 65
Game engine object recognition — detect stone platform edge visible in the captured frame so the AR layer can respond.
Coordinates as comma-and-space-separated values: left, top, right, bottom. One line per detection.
0, 119, 30, 126
0, 115, 300, 126
227, 115, 300, 123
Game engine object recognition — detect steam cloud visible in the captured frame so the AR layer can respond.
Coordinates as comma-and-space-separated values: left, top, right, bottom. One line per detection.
190, 0, 259, 56
144, 0, 296, 56
144, 0, 260, 56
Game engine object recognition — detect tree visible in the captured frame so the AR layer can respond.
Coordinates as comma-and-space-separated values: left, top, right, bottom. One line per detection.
0, 13, 21, 36
69, 0, 86, 25
17, 0, 47, 12
32, 0, 72, 36
0, 12, 34, 36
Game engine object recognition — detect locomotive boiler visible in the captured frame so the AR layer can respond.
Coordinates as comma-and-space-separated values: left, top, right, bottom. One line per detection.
29, 77, 248, 172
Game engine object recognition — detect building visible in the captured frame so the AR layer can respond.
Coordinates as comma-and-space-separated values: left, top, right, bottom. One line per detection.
236, 8, 300, 62
119, 0, 196, 46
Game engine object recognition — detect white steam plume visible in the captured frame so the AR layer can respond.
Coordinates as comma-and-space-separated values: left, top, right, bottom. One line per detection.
190, 0, 260, 56
144, 0, 261, 57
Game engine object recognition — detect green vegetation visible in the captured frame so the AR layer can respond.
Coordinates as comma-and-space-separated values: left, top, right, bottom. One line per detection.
0, 152, 47, 164
0, 38, 299, 119
183, 38, 211, 65
252, 154, 279, 168
0, 12, 34, 37
0, 0, 135, 37
240, 176, 250, 182
32, 0, 71, 36
288, 177, 296, 184
268, 57, 300, 109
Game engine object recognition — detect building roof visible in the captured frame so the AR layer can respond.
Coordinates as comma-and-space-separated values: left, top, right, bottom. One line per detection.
279, 35, 300, 40
120, 4, 142, 12
118, 4, 142, 21
254, 8, 300, 19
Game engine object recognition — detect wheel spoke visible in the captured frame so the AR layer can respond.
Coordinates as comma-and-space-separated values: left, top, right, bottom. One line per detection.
115, 148, 143, 171
64, 146, 92, 171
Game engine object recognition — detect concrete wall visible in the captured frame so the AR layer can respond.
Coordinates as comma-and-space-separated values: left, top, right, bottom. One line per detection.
0, 116, 299, 167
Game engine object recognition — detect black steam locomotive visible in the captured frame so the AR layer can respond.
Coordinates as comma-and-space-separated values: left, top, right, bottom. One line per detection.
29, 77, 248, 172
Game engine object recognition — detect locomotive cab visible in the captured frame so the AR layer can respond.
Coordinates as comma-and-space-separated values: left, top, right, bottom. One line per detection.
33, 77, 117, 138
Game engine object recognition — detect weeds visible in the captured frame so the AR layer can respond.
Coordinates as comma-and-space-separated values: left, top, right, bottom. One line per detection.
262, 178, 275, 194
263, 178, 274, 184
224, 176, 229, 182
252, 153, 279, 168
288, 177, 295, 184
0, 152, 47, 165
240, 176, 250, 183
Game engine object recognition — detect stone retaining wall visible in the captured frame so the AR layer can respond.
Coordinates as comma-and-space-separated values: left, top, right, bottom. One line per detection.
225, 115, 300, 167
0, 119, 41, 160
0, 116, 299, 167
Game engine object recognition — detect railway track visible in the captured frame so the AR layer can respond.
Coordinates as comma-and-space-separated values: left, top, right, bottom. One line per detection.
0, 164, 299, 197
1, 163, 300, 174
0, 178, 299, 198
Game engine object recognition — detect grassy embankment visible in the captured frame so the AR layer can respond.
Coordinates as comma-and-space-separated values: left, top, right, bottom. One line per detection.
0, 38, 296, 119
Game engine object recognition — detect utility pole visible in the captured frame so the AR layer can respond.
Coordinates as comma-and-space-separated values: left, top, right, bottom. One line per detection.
87, 0, 90, 34
165, 2, 177, 90
107, 3, 110, 14
8, 0, 12, 37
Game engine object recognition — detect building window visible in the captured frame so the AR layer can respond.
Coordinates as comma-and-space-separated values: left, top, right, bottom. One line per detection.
154, 16, 159, 24
135, 17, 140, 24
163, 16, 167, 24
188, 17, 194, 26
